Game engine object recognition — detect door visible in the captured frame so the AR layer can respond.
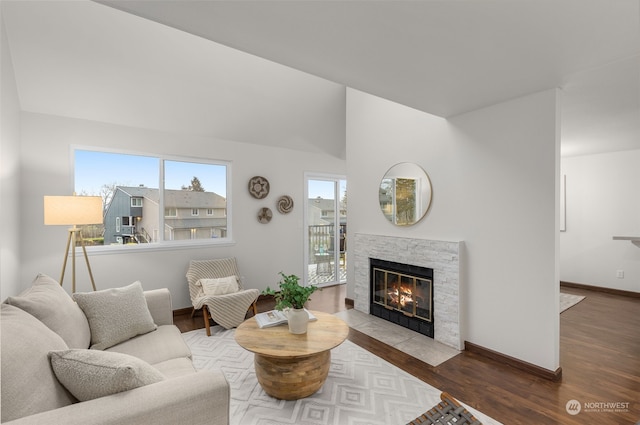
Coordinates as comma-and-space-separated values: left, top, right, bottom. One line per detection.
304, 174, 347, 287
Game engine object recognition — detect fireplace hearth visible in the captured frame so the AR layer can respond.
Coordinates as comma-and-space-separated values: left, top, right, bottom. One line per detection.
370, 258, 434, 338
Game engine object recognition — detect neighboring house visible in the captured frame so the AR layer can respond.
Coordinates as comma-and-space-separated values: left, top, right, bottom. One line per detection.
308, 197, 346, 227
103, 186, 227, 245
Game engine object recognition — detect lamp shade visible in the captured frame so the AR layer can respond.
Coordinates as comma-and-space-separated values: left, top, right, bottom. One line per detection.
44, 196, 103, 226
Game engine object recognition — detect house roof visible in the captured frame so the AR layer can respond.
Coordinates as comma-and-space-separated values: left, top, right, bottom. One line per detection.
309, 198, 344, 211
118, 186, 159, 203
118, 186, 226, 209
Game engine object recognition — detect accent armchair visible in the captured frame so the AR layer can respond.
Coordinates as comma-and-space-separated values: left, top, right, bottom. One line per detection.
186, 258, 259, 335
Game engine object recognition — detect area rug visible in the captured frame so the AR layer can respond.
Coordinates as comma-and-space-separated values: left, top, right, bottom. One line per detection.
182, 327, 503, 425
560, 292, 586, 313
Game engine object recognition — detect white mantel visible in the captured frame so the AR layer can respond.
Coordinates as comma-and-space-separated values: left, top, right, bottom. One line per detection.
353, 233, 463, 350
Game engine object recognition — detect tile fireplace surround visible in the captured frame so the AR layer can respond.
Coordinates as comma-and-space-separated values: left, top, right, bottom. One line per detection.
353, 233, 463, 350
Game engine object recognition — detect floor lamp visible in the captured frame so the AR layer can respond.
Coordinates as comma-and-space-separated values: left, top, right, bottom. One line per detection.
44, 195, 103, 293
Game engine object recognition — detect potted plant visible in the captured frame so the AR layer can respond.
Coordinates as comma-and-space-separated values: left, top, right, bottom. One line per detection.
263, 272, 318, 334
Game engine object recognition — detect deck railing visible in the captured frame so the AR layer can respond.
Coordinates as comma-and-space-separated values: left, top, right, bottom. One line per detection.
308, 224, 346, 263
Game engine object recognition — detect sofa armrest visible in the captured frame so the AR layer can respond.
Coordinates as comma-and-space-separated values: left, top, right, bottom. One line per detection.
144, 289, 174, 326
4, 370, 229, 425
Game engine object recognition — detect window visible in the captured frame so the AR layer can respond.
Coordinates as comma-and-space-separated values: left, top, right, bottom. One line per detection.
74, 149, 231, 248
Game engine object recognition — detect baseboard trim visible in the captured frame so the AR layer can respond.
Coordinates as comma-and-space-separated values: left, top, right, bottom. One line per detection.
465, 341, 562, 382
560, 281, 640, 298
173, 307, 193, 317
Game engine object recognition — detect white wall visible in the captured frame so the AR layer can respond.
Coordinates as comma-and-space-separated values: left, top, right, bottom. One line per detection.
16, 112, 346, 309
560, 150, 640, 292
346, 88, 561, 371
0, 14, 22, 299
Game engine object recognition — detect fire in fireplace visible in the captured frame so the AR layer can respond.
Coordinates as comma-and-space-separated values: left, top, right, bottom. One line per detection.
375, 270, 432, 320
370, 258, 434, 338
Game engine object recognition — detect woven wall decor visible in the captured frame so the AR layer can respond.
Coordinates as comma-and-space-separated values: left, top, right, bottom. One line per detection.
277, 195, 294, 214
257, 207, 273, 224
248, 176, 270, 199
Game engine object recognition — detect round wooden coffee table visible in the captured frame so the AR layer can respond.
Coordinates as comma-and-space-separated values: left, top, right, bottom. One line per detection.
234, 310, 349, 400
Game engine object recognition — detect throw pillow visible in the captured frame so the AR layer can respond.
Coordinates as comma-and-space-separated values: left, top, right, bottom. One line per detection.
73, 281, 157, 350
1, 304, 76, 423
49, 349, 165, 401
199, 275, 239, 296
5, 273, 91, 349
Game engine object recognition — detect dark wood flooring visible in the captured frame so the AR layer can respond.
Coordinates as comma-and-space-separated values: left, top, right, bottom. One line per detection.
174, 285, 639, 424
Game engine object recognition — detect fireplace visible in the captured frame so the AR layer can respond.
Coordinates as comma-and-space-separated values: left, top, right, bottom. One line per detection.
354, 234, 462, 350
369, 258, 434, 338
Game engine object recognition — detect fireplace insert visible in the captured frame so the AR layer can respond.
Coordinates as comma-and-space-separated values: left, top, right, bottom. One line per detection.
369, 258, 434, 338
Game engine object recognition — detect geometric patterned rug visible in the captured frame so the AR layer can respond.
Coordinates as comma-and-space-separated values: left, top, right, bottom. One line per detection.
560, 292, 586, 313
182, 327, 503, 425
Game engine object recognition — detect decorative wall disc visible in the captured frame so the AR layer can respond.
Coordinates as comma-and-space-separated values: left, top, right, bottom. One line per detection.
248, 176, 270, 199
257, 207, 273, 224
277, 195, 294, 214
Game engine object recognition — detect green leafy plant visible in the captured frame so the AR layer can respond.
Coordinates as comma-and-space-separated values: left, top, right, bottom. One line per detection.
262, 272, 318, 310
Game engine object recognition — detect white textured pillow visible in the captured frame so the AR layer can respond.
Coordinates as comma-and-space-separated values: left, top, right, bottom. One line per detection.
199, 276, 239, 296
5, 273, 91, 349
1, 304, 75, 423
49, 349, 165, 401
73, 281, 157, 350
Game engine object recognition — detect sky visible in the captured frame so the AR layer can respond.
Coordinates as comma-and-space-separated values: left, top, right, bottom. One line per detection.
74, 150, 227, 197
308, 178, 347, 201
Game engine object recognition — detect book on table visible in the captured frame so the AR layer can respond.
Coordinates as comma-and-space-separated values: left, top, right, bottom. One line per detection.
254, 309, 317, 328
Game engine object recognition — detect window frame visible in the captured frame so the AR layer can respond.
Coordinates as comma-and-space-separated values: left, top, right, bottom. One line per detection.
73, 146, 234, 253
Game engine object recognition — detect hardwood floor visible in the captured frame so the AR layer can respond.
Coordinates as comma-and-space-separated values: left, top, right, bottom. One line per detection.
174, 284, 640, 424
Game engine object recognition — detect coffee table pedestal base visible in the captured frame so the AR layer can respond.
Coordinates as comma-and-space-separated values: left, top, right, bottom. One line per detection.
254, 350, 331, 400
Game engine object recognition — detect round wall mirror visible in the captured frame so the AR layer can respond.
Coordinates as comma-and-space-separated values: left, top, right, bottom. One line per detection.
379, 163, 432, 226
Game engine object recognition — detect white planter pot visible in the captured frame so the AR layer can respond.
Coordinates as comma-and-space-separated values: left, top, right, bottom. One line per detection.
287, 308, 309, 334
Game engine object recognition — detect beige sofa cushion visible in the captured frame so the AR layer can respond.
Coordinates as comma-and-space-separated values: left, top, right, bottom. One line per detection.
73, 281, 157, 350
49, 349, 165, 402
0, 304, 76, 423
106, 325, 192, 365
5, 273, 91, 348
152, 357, 197, 379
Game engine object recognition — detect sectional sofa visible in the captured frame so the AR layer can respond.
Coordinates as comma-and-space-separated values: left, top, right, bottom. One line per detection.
1, 274, 229, 425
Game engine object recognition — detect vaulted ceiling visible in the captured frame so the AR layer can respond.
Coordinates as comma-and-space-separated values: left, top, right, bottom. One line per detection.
3, 1, 639, 158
